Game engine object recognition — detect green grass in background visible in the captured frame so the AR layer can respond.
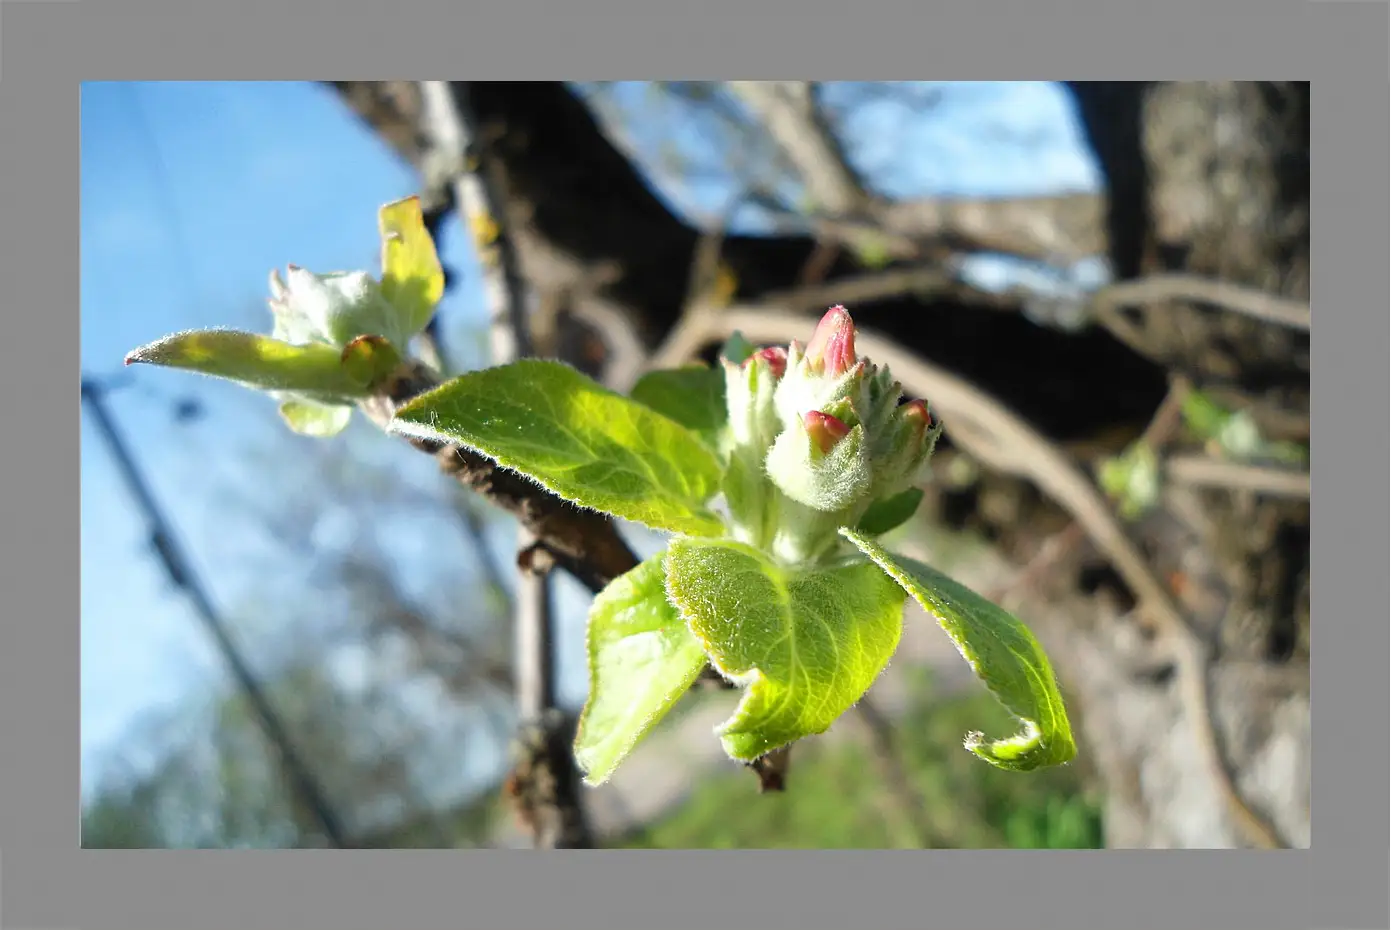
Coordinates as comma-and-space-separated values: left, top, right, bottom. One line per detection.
616, 673, 1103, 849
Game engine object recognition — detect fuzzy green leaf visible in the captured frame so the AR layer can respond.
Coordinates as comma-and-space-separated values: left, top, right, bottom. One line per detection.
574, 555, 709, 785
664, 537, 905, 762
629, 366, 728, 447
390, 359, 726, 536
124, 330, 370, 402
841, 528, 1076, 771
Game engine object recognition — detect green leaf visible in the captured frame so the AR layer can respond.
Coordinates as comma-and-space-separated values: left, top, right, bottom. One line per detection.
629, 366, 728, 447
390, 359, 726, 536
574, 555, 709, 786
721, 331, 756, 364
840, 528, 1076, 771
854, 487, 925, 536
664, 537, 906, 762
278, 400, 353, 438
377, 196, 445, 338
124, 330, 370, 402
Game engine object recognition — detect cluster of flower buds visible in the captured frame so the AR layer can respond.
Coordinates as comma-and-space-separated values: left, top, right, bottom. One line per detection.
721, 306, 943, 564
267, 265, 408, 349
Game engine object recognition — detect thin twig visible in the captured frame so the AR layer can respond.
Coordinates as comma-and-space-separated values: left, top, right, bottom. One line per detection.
418, 80, 593, 849
420, 83, 533, 360
746, 746, 793, 793
795, 238, 842, 288
682, 213, 731, 315
730, 81, 874, 218
361, 366, 639, 596
1091, 273, 1311, 332
989, 377, 1191, 607
762, 267, 1015, 315
1164, 455, 1310, 499
641, 195, 749, 377
661, 308, 1286, 849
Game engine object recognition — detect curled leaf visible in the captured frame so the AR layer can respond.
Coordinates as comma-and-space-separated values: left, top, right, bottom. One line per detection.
841, 528, 1076, 771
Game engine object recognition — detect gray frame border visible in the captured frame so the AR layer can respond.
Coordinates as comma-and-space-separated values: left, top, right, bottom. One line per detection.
12, 1, 1382, 928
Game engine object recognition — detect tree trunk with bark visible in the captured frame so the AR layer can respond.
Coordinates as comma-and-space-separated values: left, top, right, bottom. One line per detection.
1057, 81, 1309, 848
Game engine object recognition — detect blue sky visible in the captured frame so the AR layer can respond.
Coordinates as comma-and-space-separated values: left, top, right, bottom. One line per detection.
80, 81, 1101, 806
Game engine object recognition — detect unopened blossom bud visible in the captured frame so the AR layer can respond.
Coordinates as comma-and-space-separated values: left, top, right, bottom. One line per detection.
803, 410, 851, 454
900, 399, 933, 431
774, 348, 870, 436
866, 397, 942, 500
805, 305, 857, 377
766, 411, 871, 513
277, 265, 402, 349
720, 303, 946, 564
744, 346, 788, 380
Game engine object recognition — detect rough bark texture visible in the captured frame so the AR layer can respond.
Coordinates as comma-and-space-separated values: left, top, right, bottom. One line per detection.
1060, 81, 1310, 847
330, 81, 1309, 848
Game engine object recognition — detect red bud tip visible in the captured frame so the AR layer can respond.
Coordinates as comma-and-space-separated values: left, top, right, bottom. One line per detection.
804, 410, 851, 453
743, 346, 788, 377
901, 399, 933, 431
806, 305, 857, 376
751, 346, 788, 378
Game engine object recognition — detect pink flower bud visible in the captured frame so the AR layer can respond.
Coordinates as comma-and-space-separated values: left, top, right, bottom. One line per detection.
743, 346, 788, 379
805, 306, 857, 377
804, 410, 851, 454
901, 399, 934, 432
